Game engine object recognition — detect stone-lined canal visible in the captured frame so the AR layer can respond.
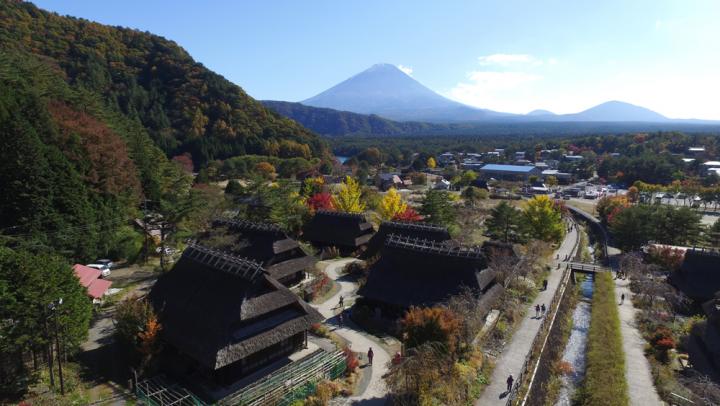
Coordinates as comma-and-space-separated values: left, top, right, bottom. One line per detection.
556, 276, 594, 405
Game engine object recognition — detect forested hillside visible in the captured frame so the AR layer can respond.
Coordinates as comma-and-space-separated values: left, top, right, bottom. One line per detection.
262, 100, 447, 136
0, 1, 335, 261
0, 51, 174, 260
0, 1, 328, 167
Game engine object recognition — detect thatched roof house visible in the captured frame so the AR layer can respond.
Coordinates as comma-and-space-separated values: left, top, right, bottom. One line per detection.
204, 218, 316, 285
358, 234, 501, 317
669, 248, 720, 303
695, 294, 720, 374
481, 240, 520, 260
361, 221, 452, 259
149, 244, 322, 388
301, 210, 374, 255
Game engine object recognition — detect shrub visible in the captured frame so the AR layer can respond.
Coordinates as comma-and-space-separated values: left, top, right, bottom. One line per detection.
344, 347, 359, 374
401, 306, 461, 353
343, 261, 369, 278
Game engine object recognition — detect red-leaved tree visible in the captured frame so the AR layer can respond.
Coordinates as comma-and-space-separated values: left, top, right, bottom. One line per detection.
307, 192, 335, 211
393, 207, 422, 222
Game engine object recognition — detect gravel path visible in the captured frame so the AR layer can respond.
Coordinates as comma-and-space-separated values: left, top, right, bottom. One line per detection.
615, 278, 663, 405
312, 258, 390, 405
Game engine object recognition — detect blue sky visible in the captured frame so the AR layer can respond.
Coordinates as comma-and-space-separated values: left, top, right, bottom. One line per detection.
34, 0, 720, 119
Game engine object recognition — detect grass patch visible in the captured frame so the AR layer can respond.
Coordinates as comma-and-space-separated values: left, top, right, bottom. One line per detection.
577, 272, 628, 406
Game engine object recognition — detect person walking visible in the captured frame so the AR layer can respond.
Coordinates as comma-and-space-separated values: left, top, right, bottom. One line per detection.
338, 295, 344, 309
541, 304, 546, 316
506, 374, 514, 393
542, 279, 548, 291
620, 293, 625, 305
367, 347, 374, 366
535, 304, 540, 318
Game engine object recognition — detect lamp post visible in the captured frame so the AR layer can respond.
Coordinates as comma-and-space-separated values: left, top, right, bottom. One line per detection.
48, 298, 64, 396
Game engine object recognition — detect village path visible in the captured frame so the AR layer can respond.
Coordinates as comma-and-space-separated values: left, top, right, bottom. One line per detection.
312, 258, 390, 406
475, 222, 579, 406
615, 277, 663, 405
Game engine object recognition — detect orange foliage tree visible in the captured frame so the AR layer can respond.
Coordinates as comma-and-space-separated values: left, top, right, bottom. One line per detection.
138, 313, 162, 371
48, 100, 141, 197
255, 161, 276, 179
401, 306, 461, 354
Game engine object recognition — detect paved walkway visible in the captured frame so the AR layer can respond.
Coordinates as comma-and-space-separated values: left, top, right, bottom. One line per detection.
476, 223, 579, 405
615, 278, 663, 406
312, 259, 390, 405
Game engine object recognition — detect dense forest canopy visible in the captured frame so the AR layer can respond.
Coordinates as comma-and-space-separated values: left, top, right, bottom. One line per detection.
0, 0, 329, 167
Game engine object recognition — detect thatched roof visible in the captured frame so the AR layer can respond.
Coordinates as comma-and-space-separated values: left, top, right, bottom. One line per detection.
358, 235, 494, 309
205, 218, 316, 281
481, 240, 519, 260
149, 244, 322, 371
669, 248, 720, 302
301, 210, 374, 249
266, 256, 317, 281
362, 221, 452, 259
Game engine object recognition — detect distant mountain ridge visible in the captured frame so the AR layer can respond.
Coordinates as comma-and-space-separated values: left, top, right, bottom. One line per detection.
301, 63, 717, 125
263, 100, 720, 137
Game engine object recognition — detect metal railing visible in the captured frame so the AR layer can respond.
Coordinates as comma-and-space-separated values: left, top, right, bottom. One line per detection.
136, 349, 346, 406
220, 349, 346, 406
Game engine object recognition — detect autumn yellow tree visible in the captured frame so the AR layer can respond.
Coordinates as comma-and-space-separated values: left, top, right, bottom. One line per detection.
523, 195, 565, 243
427, 157, 437, 169
333, 176, 366, 213
255, 161, 276, 179
378, 187, 408, 220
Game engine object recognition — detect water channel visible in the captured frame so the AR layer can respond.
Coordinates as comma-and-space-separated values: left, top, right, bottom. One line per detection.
556, 274, 594, 405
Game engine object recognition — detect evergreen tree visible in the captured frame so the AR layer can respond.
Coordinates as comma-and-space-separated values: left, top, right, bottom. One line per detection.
0, 247, 92, 396
486, 201, 525, 243
419, 190, 456, 227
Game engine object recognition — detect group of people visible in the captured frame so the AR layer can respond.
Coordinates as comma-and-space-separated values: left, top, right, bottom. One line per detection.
534, 303, 546, 318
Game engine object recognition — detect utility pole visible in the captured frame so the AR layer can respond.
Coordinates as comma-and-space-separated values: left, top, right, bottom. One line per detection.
142, 198, 149, 264
49, 299, 64, 395
44, 316, 54, 388
54, 307, 64, 395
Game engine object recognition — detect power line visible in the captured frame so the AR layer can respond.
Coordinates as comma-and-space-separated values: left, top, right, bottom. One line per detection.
0, 215, 135, 239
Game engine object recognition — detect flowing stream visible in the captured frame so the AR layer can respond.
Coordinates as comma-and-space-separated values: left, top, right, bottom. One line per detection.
556, 276, 594, 405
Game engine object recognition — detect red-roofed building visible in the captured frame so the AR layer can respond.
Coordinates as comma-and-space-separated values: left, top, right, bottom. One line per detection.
73, 264, 112, 303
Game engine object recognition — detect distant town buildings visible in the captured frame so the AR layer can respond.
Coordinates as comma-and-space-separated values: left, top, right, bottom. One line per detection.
479, 164, 540, 181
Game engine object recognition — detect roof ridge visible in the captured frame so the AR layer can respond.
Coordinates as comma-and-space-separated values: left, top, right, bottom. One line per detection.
385, 234, 484, 259
183, 242, 265, 281
213, 217, 284, 235
316, 209, 367, 220
381, 220, 446, 232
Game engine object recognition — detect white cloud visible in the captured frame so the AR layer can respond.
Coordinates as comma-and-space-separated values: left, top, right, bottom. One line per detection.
478, 53, 539, 66
397, 64, 413, 76
447, 71, 542, 113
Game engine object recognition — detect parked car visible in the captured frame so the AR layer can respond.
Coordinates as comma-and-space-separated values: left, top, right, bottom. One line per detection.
95, 259, 115, 269
155, 247, 177, 255
86, 263, 111, 278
